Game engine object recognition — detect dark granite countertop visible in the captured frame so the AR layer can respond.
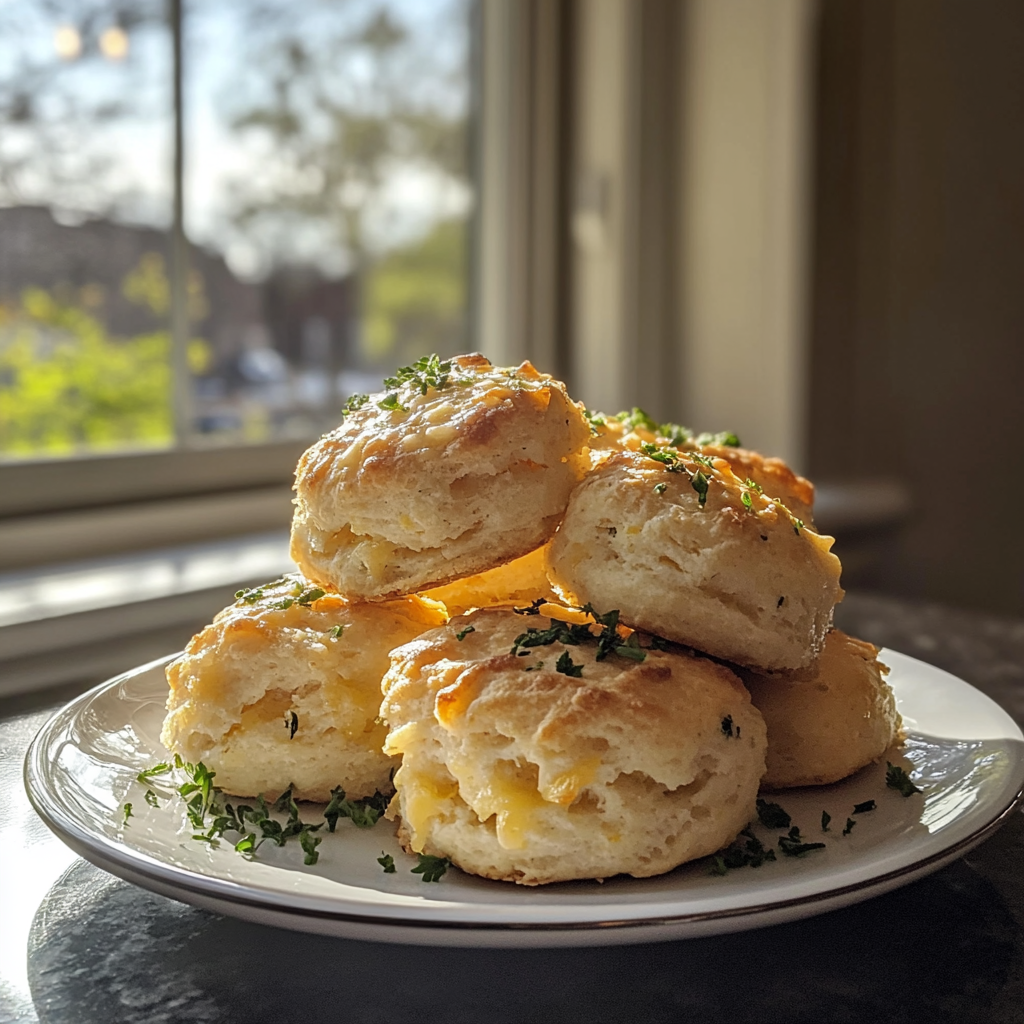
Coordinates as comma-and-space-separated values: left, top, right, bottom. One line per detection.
2, 591, 1023, 1024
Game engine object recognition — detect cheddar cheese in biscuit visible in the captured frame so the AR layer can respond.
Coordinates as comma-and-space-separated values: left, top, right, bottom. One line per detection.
380, 607, 767, 885
161, 575, 446, 802
421, 544, 558, 616
290, 354, 591, 601
547, 449, 842, 670
742, 629, 901, 789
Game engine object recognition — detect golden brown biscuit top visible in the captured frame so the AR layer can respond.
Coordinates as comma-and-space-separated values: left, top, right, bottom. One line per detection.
586, 408, 814, 519
182, 573, 446, 660
295, 354, 576, 492
382, 605, 752, 749
591, 449, 832, 555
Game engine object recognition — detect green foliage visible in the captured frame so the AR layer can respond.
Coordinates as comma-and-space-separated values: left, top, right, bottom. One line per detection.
0, 287, 174, 456
361, 220, 466, 364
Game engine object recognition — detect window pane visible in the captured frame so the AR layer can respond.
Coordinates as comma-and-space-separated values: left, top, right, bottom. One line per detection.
183, 0, 473, 442
0, 0, 174, 459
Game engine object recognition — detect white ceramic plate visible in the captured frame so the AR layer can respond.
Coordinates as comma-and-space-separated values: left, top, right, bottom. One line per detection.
24, 650, 1024, 947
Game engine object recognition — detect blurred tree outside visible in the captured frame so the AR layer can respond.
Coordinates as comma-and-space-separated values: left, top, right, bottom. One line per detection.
214, 0, 471, 368
0, 0, 471, 457
0, 253, 210, 456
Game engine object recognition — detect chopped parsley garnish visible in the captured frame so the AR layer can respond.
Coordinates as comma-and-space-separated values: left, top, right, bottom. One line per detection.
136, 762, 173, 784
756, 798, 792, 830
327, 624, 344, 639
513, 598, 546, 616
639, 443, 712, 507
584, 408, 607, 434
342, 393, 369, 416
324, 786, 389, 831
384, 354, 455, 395
721, 715, 734, 738
234, 833, 258, 856
300, 830, 322, 865
842, 818, 856, 837
778, 826, 826, 857
131, 758, 378, 865
695, 430, 741, 447
378, 852, 396, 874
297, 586, 325, 606
556, 650, 584, 677
524, 661, 545, 671
886, 762, 922, 797
853, 799, 876, 815
821, 810, 831, 832
741, 491, 753, 509
658, 423, 693, 447
286, 711, 298, 739
710, 828, 777, 874
455, 625, 476, 641
122, 802, 133, 825
411, 853, 450, 882
615, 407, 659, 432
377, 392, 409, 413
653, 482, 667, 495
613, 632, 647, 661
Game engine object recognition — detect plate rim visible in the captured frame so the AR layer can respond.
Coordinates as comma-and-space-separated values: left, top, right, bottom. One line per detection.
24, 649, 1024, 938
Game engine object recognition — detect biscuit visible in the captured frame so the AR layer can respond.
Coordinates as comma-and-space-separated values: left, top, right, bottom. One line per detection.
741, 630, 901, 789
546, 449, 842, 670
588, 409, 814, 523
290, 354, 591, 600
421, 544, 558, 616
161, 574, 446, 802
380, 607, 767, 885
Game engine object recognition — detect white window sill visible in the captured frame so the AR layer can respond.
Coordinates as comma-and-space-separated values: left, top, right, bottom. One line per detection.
0, 531, 293, 698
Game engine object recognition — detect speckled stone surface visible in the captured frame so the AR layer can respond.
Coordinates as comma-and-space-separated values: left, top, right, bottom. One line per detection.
3, 590, 1024, 1024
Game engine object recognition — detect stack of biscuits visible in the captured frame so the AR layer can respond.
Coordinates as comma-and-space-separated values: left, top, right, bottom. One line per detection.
162, 353, 901, 885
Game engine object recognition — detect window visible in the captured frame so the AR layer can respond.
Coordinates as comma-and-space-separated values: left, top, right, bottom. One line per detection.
0, 0, 473, 459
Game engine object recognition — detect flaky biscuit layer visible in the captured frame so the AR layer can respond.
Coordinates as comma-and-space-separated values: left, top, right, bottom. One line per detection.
291, 355, 591, 600
547, 450, 843, 671
380, 607, 767, 885
161, 575, 446, 802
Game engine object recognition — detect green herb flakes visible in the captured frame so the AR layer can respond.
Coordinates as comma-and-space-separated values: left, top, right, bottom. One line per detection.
342, 393, 370, 416
412, 853, 450, 882
144, 789, 160, 808
886, 762, 922, 797
852, 799, 876, 815
556, 650, 584, 677
821, 811, 831, 832
327, 624, 345, 639
122, 802, 133, 825
654, 482, 667, 495
756, 798, 792, 830
286, 711, 298, 739
300, 830, 322, 866
455, 625, 476, 641
514, 598, 546, 616
778, 826, 826, 858
378, 852, 397, 874
842, 818, 856, 837
377, 393, 409, 413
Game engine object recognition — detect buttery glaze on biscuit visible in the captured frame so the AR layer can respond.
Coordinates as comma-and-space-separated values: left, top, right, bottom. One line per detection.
742, 629, 902, 789
291, 354, 591, 601
161, 575, 446, 802
547, 449, 843, 671
380, 607, 767, 885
